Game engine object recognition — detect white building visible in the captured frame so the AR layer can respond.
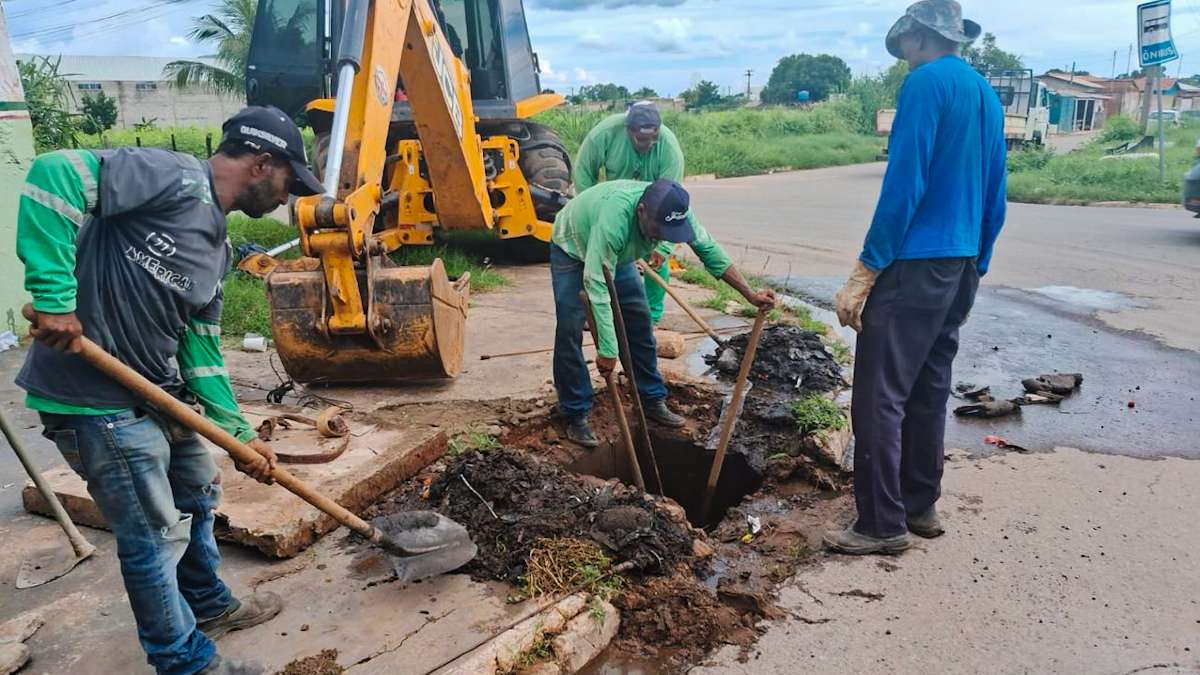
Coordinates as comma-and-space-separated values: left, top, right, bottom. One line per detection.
16, 54, 244, 129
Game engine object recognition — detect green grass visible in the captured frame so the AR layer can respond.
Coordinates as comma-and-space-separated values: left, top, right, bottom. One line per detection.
791, 395, 847, 435
535, 104, 879, 178
218, 217, 509, 337
447, 428, 501, 457
390, 231, 509, 293
1007, 120, 1197, 205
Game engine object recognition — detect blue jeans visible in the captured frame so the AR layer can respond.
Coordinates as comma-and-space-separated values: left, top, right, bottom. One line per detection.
551, 244, 668, 421
41, 409, 233, 675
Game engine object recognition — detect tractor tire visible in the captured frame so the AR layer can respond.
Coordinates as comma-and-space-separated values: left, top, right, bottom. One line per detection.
507, 122, 572, 263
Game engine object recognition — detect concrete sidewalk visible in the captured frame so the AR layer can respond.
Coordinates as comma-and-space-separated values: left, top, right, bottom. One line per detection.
695, 447, 1200, 674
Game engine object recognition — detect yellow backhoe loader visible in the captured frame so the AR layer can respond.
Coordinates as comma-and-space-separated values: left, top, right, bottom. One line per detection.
243, 0, 571, 384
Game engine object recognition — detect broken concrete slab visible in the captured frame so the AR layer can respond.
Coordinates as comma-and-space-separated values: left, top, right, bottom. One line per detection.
22, 410, 447, 558
429, 593, 590, 675
550, 600, 620, 673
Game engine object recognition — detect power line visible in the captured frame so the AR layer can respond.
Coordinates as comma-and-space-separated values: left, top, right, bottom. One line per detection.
12, 0, 190, 41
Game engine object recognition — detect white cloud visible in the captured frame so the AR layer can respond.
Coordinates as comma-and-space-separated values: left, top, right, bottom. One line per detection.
577, 30, 607, 49
647, 17, 693, 54
169, 36, 188, 46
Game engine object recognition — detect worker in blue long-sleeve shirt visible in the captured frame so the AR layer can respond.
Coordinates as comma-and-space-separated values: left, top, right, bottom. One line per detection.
824, 0, 1007, 555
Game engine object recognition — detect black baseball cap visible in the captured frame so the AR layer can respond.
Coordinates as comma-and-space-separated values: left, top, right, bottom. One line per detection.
639, 179, 693, 243
625, 102, 662, 132
221, 106, 324, 197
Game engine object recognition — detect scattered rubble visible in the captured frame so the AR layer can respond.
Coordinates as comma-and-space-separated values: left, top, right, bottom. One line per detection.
276, 649, 342, 675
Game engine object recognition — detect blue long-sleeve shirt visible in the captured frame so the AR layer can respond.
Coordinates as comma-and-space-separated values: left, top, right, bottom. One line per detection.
861, 55, 1008, 276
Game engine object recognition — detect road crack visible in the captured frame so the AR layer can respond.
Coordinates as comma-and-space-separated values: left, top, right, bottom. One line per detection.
353, 607, 457, 666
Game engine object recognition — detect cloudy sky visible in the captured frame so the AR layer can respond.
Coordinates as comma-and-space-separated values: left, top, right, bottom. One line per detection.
5, 0, 1200, 95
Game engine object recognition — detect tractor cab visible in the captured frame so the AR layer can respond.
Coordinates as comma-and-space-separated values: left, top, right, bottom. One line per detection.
245, 0, 550, 123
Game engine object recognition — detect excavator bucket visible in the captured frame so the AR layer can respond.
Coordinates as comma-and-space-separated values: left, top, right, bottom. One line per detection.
268, 259, 470, 384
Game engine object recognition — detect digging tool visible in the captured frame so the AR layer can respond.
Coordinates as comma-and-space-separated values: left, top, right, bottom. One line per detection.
1, 410, 97, 589
700, 308, 769, 522
603, 266, 664, 495
636, 260, 726, 347
579, 291, 645, 491
49, 323, 476, 583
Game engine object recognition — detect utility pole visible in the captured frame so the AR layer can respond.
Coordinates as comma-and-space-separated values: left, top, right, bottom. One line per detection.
1126, 44, 1133, 78
1177, 55, 1184, 78
1069, 61, 1076, 83
1141, 65, 1155, 128
1112, 50, 1118, 80
744, 69, 753, 99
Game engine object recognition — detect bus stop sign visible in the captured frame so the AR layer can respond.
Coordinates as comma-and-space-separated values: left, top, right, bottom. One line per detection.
1139, 0, 1179, 67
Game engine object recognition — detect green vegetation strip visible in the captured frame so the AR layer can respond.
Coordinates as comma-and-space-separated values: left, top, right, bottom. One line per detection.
1007, 116, 1197, 205
221, 216, 508, 338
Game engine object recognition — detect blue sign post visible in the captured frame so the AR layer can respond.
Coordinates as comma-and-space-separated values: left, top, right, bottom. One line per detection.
1138, 0, 1179, 67
1138, 0, 1178, 180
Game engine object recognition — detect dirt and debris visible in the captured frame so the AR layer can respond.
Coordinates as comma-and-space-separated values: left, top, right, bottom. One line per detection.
706, 326, 844, 396
381, 448, 699, 584
276, 649, 342, 675
612, 572, 760, 667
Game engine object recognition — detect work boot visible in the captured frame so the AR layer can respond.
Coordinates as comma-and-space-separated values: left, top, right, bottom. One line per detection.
906, 507, 945, 539
197, 592, 283, 641
197, 655, 265, 675
643, 399, 686, 428
823, 526, 912, 555
565, 418, 599, 448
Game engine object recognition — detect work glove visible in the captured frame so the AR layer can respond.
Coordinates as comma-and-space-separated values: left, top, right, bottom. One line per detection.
833, 261, 879, 333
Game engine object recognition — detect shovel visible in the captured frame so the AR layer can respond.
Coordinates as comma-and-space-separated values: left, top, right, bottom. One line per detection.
44, 319, 476, 583
1, 409, 97, 589
700, 308, 769, 522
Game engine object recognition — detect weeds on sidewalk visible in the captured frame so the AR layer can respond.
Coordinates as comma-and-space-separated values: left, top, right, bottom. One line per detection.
791, 395, 846, 435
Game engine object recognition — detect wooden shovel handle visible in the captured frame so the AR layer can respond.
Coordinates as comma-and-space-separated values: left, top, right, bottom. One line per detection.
700, 308, 769, 521
636, 260, 725, 345
74, 337, 384, 545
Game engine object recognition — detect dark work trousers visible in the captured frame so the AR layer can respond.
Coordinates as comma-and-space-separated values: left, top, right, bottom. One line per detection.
851, 258, 979, 538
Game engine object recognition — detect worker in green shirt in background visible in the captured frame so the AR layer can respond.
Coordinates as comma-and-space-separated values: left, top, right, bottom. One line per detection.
574, 102, 684, 325
550, 179, 776, 447
16, 107, 325, 675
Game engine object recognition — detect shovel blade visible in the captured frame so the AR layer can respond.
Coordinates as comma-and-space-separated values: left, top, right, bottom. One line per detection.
16, 547, 92, 589
371, 511, 477, 583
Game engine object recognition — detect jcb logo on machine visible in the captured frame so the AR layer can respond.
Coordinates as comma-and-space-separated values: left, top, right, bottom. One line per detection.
373, 66, 390, 107
428, 34, 464, 139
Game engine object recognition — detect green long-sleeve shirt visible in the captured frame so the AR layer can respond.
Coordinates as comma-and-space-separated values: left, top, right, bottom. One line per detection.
16, 149, 256, 443
573, 113, 685, 193
552, 180, 731, 359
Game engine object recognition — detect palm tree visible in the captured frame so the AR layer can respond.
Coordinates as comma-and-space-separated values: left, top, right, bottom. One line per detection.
162, 0, 256, 96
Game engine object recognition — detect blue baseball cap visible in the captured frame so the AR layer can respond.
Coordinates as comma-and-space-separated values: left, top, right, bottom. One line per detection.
639, 179, 694, 243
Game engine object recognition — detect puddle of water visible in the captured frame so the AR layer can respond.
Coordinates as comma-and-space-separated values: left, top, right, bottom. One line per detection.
684, 336, 722, 378
1029, 286, 1142, 312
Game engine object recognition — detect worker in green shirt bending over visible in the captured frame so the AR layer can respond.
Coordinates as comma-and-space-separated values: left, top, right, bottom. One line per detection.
16, 106, 325, 675
574, 102, 684, 325
551, 179, 776, 447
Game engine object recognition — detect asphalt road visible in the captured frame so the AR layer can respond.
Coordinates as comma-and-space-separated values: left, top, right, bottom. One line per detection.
686, 163, 1200, 460
686, 164, 1200, 675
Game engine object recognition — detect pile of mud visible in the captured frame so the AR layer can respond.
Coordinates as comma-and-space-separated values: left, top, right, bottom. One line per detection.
423, 448, 699, 583
612, 573, 762, 666
708, 325, 843, 395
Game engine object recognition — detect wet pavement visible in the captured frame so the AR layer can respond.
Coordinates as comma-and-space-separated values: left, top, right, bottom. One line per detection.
779, 277, 1200, 460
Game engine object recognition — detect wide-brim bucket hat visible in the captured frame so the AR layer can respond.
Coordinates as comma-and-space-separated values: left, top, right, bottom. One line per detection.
886, 0, 982, 59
